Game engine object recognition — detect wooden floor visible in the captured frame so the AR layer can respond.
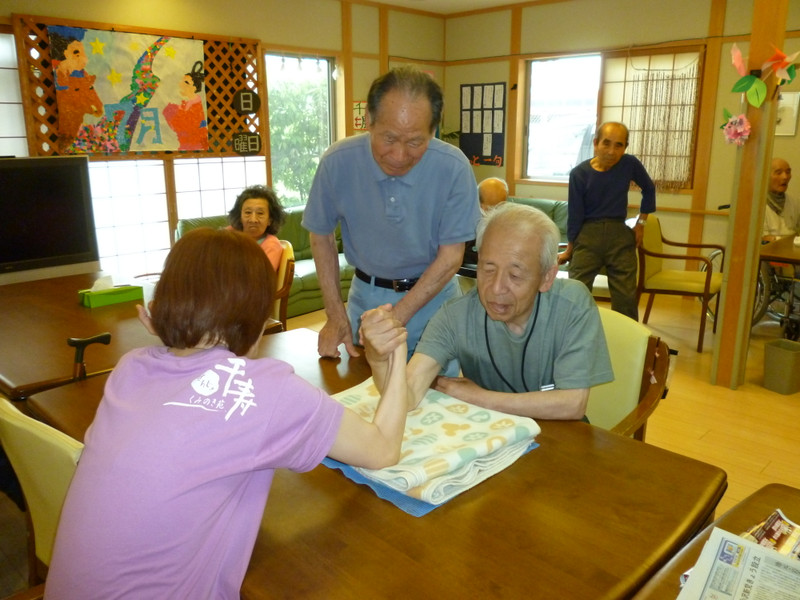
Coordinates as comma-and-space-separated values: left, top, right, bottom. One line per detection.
634, 295, 800, 516
1, 293, 798, 596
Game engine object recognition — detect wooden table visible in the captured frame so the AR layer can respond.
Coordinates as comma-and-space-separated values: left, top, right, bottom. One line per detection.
633, 483, 800, 599
27, 328, 727, 599
760, 235, 800, 265
0, 273, 157, 399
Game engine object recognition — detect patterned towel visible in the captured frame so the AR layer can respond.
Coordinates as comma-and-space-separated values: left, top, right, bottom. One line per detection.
332, 377, 541, 505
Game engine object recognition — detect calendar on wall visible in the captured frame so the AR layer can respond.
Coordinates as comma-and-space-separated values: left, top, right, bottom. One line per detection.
459, 82, 506, 166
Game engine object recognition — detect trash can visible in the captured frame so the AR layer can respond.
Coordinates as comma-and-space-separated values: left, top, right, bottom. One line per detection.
763, 339, 800, 395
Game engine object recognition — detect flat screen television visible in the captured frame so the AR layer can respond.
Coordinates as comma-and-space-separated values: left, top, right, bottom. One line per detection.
0, 156, 99, 282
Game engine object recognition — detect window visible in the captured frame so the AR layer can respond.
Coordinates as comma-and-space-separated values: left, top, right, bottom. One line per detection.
173, 156, 268, 219
0, 30, 27, 157
90, 156, 268, 276
89, 160, 171, 276
525, 48, 702, 191
266, 54, 334, 207
525, 55, 601, 181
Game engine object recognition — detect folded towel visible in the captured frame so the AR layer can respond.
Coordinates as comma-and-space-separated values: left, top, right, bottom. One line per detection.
321, 457, 441, 517
322, 440, 539, 517
332, 377, 541, 505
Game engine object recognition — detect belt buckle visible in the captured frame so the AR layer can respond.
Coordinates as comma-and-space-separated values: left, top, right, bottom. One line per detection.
393, 279, 412, 292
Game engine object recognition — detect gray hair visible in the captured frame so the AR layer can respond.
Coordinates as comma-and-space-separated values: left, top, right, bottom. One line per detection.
595, 121, 629, 145
475, 202, 560, 274
367, 66, 443, 133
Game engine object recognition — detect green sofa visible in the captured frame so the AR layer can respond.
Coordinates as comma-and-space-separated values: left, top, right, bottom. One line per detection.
175, 205, 355, 318
507, 196, 568, 243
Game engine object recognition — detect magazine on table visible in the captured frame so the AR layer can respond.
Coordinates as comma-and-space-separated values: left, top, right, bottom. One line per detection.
677, 509, 800, 599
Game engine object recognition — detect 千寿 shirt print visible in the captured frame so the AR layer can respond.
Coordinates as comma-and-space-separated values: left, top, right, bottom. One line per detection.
167, 356, 259, 421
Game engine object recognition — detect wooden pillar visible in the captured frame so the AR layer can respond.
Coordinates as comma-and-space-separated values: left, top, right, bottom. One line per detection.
341, 2, 354, 137
379, 7, 389, 72
711, 0, 788, 387
505, 6, 522, 195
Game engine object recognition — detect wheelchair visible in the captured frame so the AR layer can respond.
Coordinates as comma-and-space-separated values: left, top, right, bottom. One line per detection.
752, 259, 800, 340
702, 248, 800, 340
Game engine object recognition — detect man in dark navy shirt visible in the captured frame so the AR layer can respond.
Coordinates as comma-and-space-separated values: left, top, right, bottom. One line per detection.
558, 122, 655, 320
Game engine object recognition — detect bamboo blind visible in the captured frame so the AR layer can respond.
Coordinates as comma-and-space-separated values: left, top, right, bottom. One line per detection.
11, 14, 268, 159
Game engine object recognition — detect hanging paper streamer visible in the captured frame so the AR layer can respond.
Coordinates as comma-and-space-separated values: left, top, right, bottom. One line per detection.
728, 43, 798, 109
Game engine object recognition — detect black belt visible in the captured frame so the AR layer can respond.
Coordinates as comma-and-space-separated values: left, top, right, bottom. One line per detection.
355, 268, 419, 292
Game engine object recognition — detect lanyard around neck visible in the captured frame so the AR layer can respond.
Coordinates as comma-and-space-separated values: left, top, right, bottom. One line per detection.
484, 292, 540, 393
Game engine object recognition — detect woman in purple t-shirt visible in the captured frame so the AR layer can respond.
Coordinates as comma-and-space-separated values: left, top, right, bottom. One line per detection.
46, 228, 407, 599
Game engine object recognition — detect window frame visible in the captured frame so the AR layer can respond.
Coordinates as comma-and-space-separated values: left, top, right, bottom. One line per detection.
522, 53, 603, 184
265, 52, 336, 207
522, 44, 705, 192
600, 45, 704, 192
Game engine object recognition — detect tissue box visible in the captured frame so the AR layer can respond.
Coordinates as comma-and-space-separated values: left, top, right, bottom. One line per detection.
79, 285, 144, 308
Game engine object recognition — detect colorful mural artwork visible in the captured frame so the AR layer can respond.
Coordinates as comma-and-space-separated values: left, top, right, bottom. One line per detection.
47, 25, 206, 154
163, 61, 209, 151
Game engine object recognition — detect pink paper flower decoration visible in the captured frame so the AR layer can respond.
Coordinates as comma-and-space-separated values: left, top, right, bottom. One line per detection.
722, 114, 751, 146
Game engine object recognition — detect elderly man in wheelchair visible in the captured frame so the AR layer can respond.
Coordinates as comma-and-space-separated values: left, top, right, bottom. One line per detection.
756, 157, 800, 339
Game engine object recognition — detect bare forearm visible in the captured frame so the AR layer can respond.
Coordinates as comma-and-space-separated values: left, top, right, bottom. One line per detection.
368, 346, 409, 466
310, 232, 346, 319
436, 379, 589, 420
393, 243, 464, 325
369, 355, 424, 414
333, 342, 409, 470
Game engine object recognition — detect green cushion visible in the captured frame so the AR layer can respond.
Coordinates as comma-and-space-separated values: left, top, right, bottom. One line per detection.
279, 206, 311, 260
508, 197, 568, 242
175, 215, 229, 240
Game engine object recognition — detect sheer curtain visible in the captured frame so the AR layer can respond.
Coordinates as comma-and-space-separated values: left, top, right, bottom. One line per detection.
627, 55, 700, 192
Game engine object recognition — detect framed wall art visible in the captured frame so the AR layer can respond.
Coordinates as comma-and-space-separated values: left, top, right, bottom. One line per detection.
775, 91, 799, 136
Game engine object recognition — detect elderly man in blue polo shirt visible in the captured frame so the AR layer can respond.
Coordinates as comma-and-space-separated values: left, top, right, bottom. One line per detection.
303, 66, 480, 359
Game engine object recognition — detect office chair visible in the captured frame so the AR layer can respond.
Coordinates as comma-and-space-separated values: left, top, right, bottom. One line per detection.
0, 398, 83, 585
585, 307, 670, 441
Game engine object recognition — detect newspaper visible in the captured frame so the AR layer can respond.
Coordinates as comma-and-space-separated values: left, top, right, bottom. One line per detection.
741, 509, 800, 558
677, 523, 800, 599
680, 508, 800, 587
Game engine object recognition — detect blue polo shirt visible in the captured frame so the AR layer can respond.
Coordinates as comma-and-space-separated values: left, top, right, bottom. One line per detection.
303, 134, 480, 279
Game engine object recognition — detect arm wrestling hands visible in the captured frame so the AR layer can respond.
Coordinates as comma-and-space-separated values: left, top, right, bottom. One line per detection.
327, 305, 408, 469
313, 235, 464, 359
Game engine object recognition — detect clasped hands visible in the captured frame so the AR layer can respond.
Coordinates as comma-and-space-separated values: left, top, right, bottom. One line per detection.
359, 304, 408, 365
